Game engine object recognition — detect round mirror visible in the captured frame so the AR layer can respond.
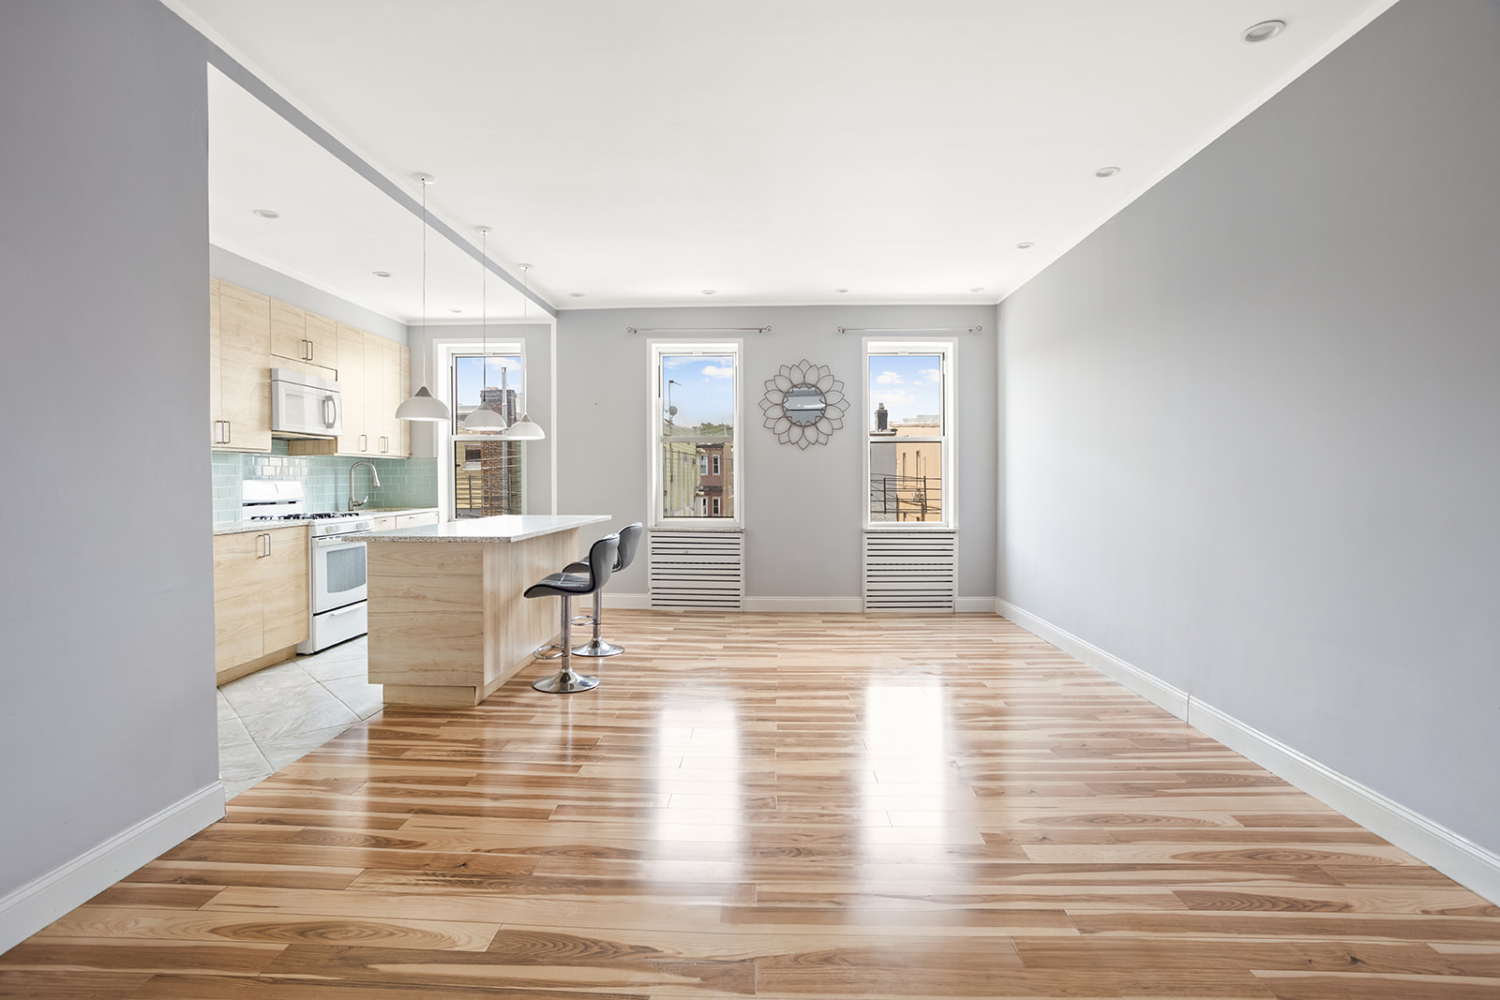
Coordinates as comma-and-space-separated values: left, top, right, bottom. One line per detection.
783, 384, 827, 425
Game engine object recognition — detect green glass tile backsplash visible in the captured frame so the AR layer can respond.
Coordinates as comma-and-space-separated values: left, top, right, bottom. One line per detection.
212, 440, 438, 522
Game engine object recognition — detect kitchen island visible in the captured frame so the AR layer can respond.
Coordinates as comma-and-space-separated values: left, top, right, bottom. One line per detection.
359, 514, 611, 707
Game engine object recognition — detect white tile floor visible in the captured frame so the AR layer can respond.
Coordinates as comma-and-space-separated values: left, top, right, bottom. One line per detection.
216, 636, 382, 799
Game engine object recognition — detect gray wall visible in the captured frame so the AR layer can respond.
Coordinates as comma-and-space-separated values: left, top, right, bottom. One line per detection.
557, 305, 997, 600
999, 1, 1500, 852
0, 0, 220, 900
210, 244, 408, 344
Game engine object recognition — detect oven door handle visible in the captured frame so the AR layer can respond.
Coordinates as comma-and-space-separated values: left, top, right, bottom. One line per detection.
325, 604, 364, 616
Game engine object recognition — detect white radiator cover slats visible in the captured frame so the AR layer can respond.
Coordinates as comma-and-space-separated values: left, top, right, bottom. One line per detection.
648, 531, 744, 609
863, 531, 957, 612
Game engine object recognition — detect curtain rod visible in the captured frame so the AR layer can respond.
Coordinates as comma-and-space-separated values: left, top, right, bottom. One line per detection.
837, 325, 982, 335
627, 326, 771, 335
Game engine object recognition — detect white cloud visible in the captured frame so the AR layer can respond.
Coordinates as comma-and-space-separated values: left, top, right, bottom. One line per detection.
876, 370, 904, 386
875, 388, 917, 407
920, 368, 941, 384
701, 365, 735, 379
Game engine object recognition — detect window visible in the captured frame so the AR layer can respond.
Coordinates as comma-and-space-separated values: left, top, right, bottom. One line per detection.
451, 352, 525, 518
865, 340, 954, 528
650, 342, 741, 528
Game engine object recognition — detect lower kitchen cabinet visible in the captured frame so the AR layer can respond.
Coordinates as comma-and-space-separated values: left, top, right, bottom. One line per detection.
214, 525, 309, 684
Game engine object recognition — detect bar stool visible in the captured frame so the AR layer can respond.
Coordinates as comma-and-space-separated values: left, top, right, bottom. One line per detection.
570, 522, 644, 658
525, 533, 619, 694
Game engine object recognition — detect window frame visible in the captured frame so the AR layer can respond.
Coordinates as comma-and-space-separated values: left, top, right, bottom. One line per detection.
435, 337, 529, 521
862, 338, 957, 531
647, 340, 744, 531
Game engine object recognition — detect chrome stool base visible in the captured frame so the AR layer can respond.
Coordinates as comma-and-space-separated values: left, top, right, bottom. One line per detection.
532, 667, 600, 694
572, 637, 624, 658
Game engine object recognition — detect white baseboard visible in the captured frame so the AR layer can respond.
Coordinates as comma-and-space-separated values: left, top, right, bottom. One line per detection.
0, 780, 225, 953
995, 598, 1500, 906
996, 598, 1190, 719
600, 595, 1000, 614
1187, 699, 1500, 906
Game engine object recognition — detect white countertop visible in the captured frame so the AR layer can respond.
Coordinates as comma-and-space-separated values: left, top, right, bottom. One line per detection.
212, 507, 439, 536
357, 513, 610, 543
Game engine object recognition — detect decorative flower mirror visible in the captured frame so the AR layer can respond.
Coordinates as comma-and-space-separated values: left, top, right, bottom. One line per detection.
759, 360, 849, 448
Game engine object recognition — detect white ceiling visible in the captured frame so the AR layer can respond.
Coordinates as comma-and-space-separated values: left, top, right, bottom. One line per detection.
181, 0, 1397, 317
209, 67, 535, 324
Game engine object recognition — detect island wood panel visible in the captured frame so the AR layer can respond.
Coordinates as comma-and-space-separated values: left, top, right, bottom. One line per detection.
366, 543, 486, 690
367, 529, 580, 707
8, 611, 1499, 1000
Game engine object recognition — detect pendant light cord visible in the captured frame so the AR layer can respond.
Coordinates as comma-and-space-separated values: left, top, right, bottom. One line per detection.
420, 178, 428, 386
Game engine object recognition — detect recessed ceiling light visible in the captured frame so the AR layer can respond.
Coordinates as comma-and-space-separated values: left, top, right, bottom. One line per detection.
372, 270, 392, 278
251, 208, 279, 219
970, 287, 986, 293
1015, 242, 1035, 249
449, 309, 463, 314
1095, 166, 1121, 178
702, 289, 717, 295
834, 288, 849, 294
569, 292, 586, 298
1241, 19, 1286, 43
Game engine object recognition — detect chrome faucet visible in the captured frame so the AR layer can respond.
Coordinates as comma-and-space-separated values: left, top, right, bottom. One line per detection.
349, 461, 380, 510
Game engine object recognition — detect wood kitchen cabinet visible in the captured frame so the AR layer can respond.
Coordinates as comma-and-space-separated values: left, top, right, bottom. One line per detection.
271, 299, 339, 368
212, 281, 273, 452
335, 322, 367, 454
213, 525, 309, 684
209, 278, 221, 448
211, 277, 410, 460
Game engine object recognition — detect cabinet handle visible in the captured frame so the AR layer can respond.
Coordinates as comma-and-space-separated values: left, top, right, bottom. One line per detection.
380, 436, 388, 454
266, 533, 272, 556
308, 340, 314, 362
225, 420, 231, 444
360, 433, 368, 452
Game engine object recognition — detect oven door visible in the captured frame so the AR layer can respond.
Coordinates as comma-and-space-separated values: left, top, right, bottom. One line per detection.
312, 535, 367, 614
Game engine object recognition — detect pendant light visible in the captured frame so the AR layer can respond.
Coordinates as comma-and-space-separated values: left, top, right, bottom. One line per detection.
396, 174, 452, 423
461, 225, 508, 432
502, 264, 546, 440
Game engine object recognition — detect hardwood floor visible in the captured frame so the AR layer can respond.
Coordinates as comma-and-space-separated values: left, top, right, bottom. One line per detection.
4, 611, 1498, 998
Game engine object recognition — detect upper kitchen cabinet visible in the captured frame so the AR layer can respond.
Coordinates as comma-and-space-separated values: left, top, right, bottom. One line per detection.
336, 322, 367, 455
209, 278, 221, 448
212, 280, 273, 452
271, 299, 339, 368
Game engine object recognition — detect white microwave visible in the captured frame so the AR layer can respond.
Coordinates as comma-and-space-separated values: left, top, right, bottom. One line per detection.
271, 368, 343, 437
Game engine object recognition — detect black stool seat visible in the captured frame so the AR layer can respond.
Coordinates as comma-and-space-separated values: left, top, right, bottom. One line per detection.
525, 571, 591, 599
525, 533, 618, 694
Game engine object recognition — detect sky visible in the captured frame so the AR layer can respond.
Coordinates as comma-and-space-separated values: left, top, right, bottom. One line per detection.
868, 354, 943, 425
454, 354, 522, 410
662, 354, 735, 428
